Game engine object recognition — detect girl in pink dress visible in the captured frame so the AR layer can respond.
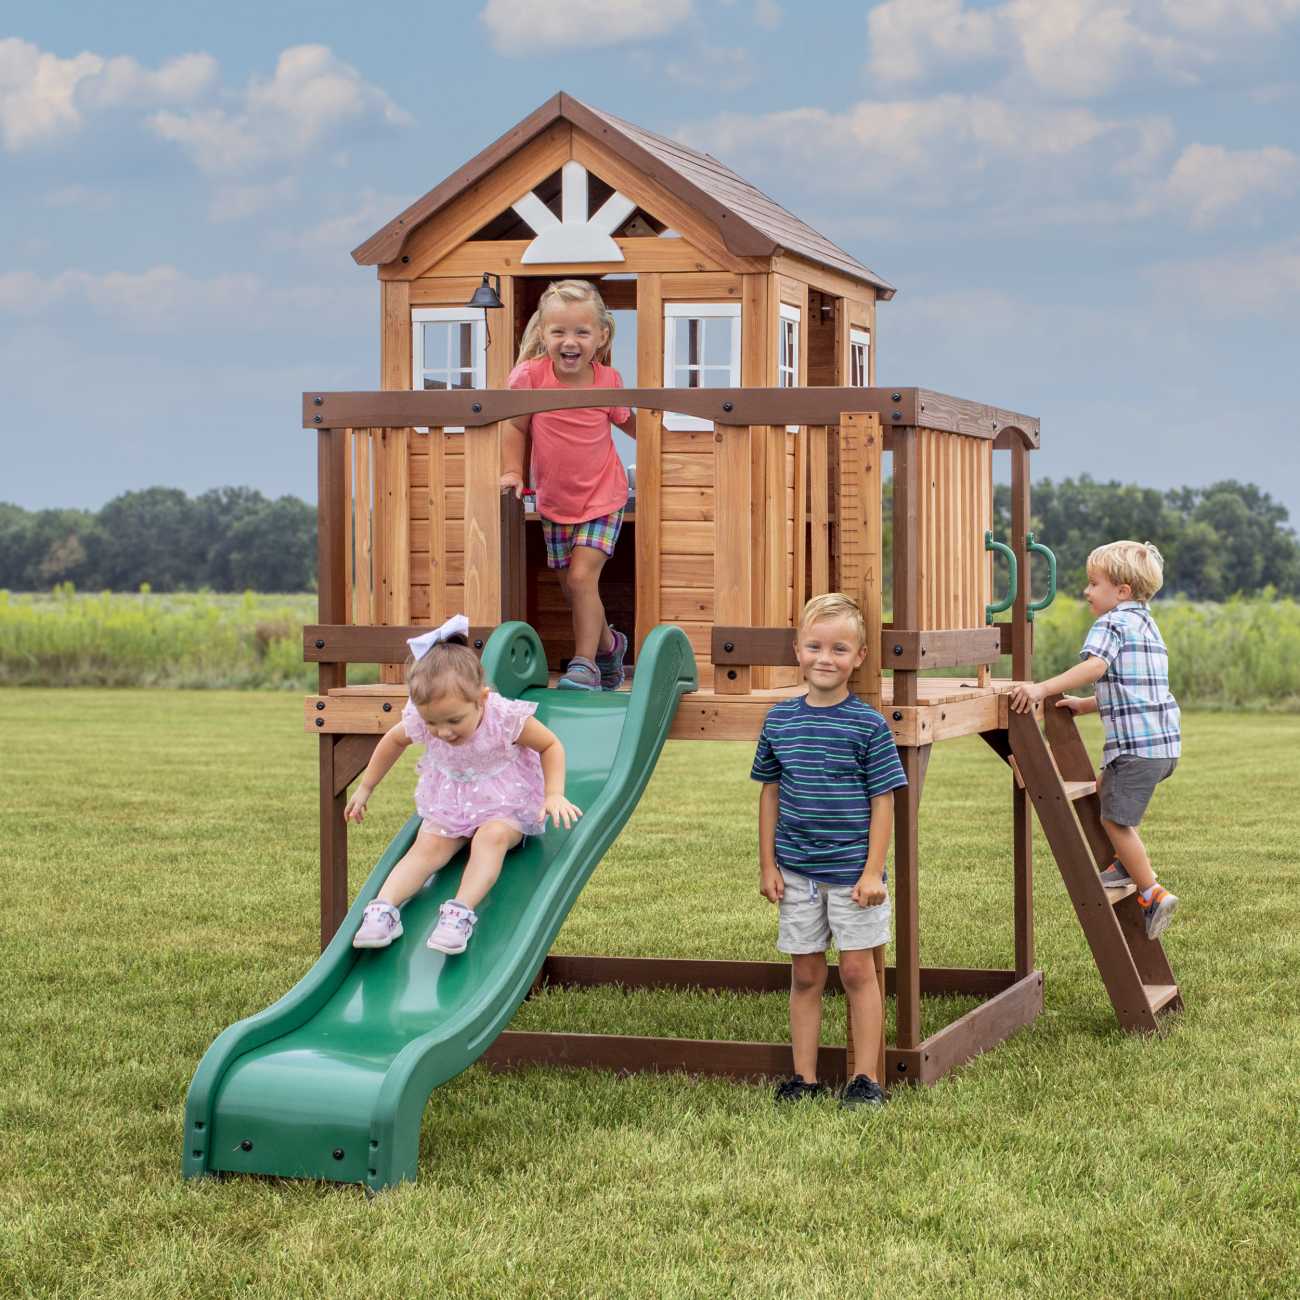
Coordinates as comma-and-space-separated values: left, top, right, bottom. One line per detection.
347, 616, 581, 955
501, 279, 637, 691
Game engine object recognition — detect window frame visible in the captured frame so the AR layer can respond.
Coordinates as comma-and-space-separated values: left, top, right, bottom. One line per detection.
777, 302, 801, 389
662, 301, 742, 431
411, 307, 487, 432
850, 326, 871, 388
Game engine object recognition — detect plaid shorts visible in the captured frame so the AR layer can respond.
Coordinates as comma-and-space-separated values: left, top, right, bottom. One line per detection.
541, 509, 623, 570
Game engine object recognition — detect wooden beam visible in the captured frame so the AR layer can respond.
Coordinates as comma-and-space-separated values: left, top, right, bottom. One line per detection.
304, 624, 496, 662
303, 388, 1040, 439
714, 423, 754, 695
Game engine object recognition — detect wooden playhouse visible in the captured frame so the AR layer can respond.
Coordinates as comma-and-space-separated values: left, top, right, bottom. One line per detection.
302, 93, 1181, 1091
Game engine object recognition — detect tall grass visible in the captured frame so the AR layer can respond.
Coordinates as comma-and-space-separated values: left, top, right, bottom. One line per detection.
1024, 594, 1300, 710
3, 588, 1298, 707
0, 587, 377, 689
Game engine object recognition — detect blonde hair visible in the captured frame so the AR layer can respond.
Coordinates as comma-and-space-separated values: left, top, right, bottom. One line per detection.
516, 280, 615, 366
798, 593, 868, 648
1087, 540, 1165, 603
406, 636, 486, 707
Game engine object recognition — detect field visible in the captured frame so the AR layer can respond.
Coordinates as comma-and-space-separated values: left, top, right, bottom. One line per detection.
4, 589, 1300, 709
2, 689, 1298, 1298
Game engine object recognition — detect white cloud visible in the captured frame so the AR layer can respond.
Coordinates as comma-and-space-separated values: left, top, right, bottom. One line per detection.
209, 177, 300, 223
0, 265, 363, 330
149, 45, 409, 176
0, 37, 213, 151
682, 95, 1176, 223
1162, 142, 1300, 227
480, 0, 692, 55
755, 0, 782, 30
863, 0, 1287, 98
1145, 239, 1300, 315
293, 189, 412, 256
666, 45, 756, 92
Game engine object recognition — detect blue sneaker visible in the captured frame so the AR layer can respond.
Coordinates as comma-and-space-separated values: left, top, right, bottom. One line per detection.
595, 627, 628, 690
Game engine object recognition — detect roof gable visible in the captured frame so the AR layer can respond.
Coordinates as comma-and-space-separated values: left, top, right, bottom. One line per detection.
352, 93, 894, 299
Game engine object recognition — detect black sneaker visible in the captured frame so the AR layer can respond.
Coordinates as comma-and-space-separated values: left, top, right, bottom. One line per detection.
839, 1074, 886, 1109
774, 1075, 824, 1103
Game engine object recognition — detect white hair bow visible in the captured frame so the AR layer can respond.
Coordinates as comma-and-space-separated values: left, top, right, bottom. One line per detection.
407, 613, 470, 661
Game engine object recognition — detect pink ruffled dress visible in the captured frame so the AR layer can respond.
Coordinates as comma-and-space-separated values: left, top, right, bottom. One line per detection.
402, 693, 547, 839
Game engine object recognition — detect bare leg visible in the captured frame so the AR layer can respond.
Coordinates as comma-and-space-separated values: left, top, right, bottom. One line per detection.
560, 545, 613, 662
454, 820, 524, 910
838, 948, 883, 1083
789, 951, 829, 1082
1102, 819, 1157, 892
377, 830, 465, 907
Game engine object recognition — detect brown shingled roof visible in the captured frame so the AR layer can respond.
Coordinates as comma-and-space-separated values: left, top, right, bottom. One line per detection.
351, 92, 895, 300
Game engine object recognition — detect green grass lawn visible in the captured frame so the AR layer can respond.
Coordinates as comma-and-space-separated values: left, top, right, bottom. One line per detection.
2, 690, 1298, 1298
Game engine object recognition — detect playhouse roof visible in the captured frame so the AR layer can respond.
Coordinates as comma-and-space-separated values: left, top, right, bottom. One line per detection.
351, 93, 895, 299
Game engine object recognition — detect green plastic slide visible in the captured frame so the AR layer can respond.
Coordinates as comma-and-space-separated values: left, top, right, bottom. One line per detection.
182, 622, 696, 1191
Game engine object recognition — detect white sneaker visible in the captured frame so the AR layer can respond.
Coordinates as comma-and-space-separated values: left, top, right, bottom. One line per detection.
352, 900, 403, 948
427, 900, 477, 954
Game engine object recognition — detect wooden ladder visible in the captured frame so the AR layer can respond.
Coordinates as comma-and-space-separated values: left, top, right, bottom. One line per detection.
990, 700, 1182, 1033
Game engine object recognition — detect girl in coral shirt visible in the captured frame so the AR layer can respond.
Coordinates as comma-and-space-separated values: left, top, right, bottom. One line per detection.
501, 279, 636, 691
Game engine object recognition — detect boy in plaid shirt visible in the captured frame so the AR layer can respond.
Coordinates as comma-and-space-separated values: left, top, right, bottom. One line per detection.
1010, 541, 1181, 940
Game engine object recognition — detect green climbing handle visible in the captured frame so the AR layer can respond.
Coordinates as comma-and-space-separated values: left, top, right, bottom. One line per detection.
1026, 532, 1058, 623
985, 530, 1019, 624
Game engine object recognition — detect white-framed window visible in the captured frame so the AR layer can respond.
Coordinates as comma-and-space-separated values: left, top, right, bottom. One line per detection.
778, 302, 800, 388
412, 308, 486, 393
779, 302, 801, 432
663, 302, 741, 431
412, 308, 485, 433
850, 326, 871, 387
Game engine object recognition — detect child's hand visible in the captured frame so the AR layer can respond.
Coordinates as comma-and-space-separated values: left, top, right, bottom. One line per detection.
1007, 681, 1043, 714
500, 470, 525, 500
1055, 695, 1087, 714
759, 864, 784, 904
852, 871, 887, 908
543, 794, 582, 830
344, 786, 371, 824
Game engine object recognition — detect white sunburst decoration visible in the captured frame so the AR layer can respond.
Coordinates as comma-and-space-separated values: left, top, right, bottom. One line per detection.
513, 161, 637, 264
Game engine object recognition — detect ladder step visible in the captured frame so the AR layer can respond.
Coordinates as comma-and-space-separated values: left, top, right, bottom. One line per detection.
1145, 983, 1180, 1013
1063, 779, 1097, 801
1103, 880, 1136, 904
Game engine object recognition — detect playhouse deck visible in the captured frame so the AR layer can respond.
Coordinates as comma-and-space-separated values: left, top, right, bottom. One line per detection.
306, 675, 1023, 746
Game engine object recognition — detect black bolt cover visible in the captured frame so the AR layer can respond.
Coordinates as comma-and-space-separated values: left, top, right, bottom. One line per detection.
722, 401, 734, 411
333, 1148, 345, 1161
382, 702, 392, 712
315, 639, 325, 648
893, 644, 903, 655
723, 641, 735, 653
240, 1139, 253, 1151
892, 710, 903, 721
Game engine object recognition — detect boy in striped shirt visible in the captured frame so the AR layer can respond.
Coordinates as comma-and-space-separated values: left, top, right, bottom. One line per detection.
1009, 540, 1181, 940
751, 594, 908, 1109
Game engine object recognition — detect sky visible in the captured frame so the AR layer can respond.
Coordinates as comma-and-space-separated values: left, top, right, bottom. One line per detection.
3, 0, 1299, 520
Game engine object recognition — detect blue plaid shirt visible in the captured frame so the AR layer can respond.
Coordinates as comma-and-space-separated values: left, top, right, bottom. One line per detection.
1081, 602, 1181, 766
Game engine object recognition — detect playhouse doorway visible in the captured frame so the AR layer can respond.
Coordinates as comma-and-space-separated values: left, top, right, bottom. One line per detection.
513, 274, 639, 674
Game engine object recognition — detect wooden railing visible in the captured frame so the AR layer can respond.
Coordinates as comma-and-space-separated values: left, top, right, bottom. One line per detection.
308, 387, 1038, 695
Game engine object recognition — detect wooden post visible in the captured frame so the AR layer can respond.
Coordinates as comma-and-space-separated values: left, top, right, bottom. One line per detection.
1010, 438, 1032, 680
635, 273, 663, 655
1010, 436, 1034, 973
839, 412, 883, 711
891, 429, 920, 707
464, 422, 503, 626
426, 429, 447, 623
317, 427, 349, 950
714, 424, 753, 695
354, 430, 373, 625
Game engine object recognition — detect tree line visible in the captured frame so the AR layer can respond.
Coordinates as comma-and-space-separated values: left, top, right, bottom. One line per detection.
0, 487, 316, 593
1, 476, 1296, 598
989, 477, 1299, 600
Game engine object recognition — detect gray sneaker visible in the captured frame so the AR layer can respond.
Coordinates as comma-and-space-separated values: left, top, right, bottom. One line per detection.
557, 656, 601, 691
1140, 886, 1179, 941
1099, 859, 1132, 888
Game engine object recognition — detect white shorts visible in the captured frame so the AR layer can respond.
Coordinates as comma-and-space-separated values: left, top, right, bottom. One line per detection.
776, 867, 891, 954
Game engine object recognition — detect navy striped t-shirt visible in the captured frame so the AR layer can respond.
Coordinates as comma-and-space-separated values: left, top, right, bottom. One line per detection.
750, 694, 908, 888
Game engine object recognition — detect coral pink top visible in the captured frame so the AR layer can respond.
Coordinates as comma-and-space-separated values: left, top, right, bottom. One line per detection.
507, 356, 632, 524
402, 693, 546, 839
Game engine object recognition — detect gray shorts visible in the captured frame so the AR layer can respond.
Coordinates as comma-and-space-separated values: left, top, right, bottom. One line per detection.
776, 868, 891, 954
1099, 754, 1178, 827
